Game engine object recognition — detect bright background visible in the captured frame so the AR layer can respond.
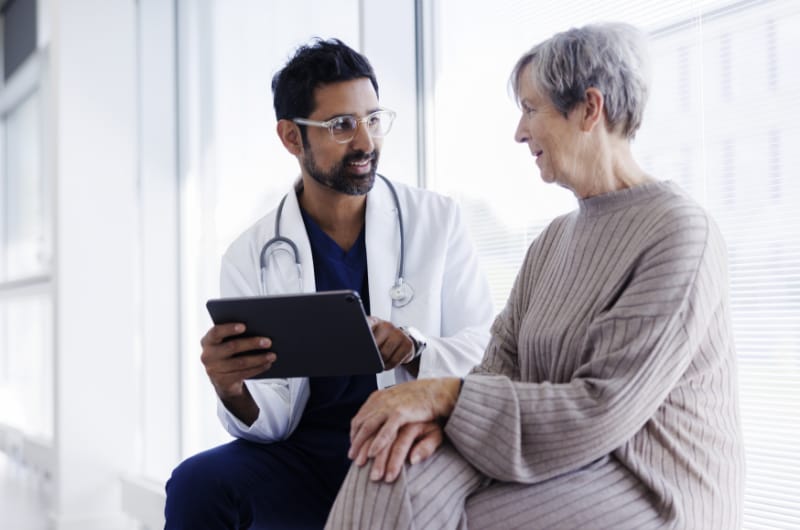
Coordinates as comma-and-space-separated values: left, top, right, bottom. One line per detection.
0, 0, 797, 528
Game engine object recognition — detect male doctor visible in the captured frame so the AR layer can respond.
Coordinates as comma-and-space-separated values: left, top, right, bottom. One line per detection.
164, 39, 493, 529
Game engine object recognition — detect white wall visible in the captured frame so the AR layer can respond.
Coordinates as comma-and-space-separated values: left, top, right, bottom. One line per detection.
50, 0, 140, 527
136, 0, 181, 484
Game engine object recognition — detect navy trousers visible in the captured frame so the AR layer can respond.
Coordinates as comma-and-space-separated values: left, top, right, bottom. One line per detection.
164, 432, 350, 529
164, 374, 376, 529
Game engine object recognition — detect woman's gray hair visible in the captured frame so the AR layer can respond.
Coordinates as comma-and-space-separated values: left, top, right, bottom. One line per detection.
511, 22, 651, 139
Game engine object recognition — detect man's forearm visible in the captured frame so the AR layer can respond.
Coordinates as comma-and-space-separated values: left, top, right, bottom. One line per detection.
221, 385, 260, 426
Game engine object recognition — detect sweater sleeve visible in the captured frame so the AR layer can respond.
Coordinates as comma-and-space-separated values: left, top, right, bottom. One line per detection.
445, 204, 729, 483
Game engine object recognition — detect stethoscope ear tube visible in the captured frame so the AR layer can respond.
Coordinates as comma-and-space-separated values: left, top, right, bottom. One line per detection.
259, 174, 413, 305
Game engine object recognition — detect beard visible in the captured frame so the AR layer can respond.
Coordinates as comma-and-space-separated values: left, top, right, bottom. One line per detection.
302, 148, 380, 196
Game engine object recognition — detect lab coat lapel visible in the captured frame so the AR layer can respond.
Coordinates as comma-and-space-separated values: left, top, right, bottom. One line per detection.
365, 178, 400, 387
365, 178, 398, 320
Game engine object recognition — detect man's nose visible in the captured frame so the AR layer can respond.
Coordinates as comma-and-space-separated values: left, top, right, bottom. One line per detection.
349, 119, 375, 152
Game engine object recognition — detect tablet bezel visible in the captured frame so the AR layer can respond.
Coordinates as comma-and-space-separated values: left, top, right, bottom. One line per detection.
205, 290, 385, 378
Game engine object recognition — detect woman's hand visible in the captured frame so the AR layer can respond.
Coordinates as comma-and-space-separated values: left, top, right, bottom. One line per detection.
358, 420, 444, 483
348, 378, 462, 481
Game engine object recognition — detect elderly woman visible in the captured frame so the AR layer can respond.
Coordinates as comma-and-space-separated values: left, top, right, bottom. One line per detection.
325, 22, 744, 529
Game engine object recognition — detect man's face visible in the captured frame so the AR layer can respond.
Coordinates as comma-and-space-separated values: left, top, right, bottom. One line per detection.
300, 78, 382, 196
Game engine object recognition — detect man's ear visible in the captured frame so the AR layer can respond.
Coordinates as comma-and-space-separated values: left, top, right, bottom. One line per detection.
277, 119, 304, 155
581, 87, 605, 132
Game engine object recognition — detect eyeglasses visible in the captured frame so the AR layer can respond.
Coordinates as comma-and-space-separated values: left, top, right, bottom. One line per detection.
293, 109, 396, 144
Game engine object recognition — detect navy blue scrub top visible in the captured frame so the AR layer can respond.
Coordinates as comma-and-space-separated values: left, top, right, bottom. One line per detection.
292, 208, 378, 455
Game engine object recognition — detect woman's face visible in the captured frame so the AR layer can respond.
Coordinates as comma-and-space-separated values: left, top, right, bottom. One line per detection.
514, 64, 584, 191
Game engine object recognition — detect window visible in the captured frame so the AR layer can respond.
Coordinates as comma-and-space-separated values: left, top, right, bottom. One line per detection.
0, 83, 53, 441
424, 0, 800, 526
4, 92, 48, 280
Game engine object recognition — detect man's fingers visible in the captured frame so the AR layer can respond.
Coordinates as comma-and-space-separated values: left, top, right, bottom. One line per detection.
202, 336, 272, 364
369, 319, 389, 344
381, 339, 412, 369
240, 360, 275, 378
202, 323, 245, 346
369, 320, 413, 369
205, 353, 276, 394
211, 353, 276, 376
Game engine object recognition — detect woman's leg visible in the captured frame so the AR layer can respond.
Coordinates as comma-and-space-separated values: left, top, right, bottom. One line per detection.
325, 443, 488, 530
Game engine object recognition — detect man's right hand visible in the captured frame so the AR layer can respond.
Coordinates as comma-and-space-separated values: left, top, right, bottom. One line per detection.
200, 323, 277, 425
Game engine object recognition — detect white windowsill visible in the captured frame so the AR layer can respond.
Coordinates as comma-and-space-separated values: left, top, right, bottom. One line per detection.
120, 474, 166, 530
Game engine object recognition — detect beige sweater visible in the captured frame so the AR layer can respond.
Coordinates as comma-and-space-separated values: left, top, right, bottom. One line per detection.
446, 181, 744, 528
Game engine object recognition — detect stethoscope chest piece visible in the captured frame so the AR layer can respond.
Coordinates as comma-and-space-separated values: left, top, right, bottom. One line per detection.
390, 278, 414, 308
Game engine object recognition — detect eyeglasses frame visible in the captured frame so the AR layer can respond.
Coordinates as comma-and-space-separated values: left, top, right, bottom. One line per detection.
292, 109, 396, 144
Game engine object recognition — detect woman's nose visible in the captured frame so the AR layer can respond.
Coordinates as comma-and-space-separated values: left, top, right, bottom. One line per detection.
514, 115, 529, 143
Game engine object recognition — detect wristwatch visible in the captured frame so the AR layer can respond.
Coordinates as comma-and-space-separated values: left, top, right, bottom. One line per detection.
399, 326, 427, 364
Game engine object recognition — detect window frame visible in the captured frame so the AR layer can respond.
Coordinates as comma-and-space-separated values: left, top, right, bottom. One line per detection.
0, 46, 55, 476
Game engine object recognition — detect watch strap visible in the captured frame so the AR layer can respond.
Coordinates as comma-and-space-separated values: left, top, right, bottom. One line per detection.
399, 326, 427, 364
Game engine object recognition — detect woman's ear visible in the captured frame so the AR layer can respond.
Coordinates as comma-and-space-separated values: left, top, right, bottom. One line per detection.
581, 87, 605, 132
277, 119, 303, 155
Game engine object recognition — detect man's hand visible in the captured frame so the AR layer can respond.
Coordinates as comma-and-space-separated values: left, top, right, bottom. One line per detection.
200, 323, 276, 424
368, 317, 415, 370
348, 378, 462, 481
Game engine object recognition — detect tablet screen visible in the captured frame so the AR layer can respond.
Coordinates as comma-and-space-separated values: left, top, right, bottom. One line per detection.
206, 290, 385, 378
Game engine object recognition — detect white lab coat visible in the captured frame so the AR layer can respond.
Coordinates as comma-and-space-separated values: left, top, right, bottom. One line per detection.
216, 177, 494, 442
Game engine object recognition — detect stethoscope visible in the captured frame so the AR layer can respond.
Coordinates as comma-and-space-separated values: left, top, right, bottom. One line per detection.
259, 174, 414, 308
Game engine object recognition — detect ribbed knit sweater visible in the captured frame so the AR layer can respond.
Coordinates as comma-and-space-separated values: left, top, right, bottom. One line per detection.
445, 180, 744, 528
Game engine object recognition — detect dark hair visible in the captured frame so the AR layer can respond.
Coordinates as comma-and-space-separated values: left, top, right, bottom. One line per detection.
271, 38, 379, 122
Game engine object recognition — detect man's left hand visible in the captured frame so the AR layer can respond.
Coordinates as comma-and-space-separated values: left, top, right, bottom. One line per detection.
368, 316, 415, 369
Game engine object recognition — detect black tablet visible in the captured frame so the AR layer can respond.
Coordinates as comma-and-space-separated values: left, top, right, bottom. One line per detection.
205, 290, 385, 378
